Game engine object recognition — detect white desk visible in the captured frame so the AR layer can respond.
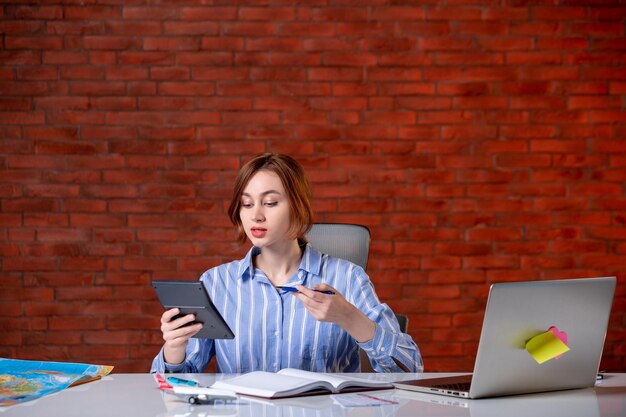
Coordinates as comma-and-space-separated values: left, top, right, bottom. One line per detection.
2, 373, 625, 417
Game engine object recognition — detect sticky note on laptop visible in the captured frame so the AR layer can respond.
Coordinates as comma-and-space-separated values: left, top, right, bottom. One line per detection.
525, 326, 570, 364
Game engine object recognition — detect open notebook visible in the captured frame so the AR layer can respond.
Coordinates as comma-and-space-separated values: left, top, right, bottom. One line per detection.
394, 277, 616, 399
211, 368, 392, 399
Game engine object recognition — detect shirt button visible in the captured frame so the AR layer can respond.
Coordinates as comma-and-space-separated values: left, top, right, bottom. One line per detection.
274, 331, 279, 336
380, 347, 386, 352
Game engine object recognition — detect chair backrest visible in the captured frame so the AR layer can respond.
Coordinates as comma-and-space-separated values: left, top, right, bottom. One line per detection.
305, 223, 371, 270
306, 223, 409, 331
307, 223, 409, 371
395, 313, 409, 333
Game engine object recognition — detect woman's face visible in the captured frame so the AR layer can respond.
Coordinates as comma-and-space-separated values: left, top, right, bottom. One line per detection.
240, 169, 292, 248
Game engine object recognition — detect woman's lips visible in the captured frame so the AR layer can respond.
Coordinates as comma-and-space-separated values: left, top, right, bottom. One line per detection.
251, 228, 267, 238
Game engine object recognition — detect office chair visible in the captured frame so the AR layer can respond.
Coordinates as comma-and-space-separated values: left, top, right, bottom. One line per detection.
305, 223, 371, 271
305, 223, 409, 372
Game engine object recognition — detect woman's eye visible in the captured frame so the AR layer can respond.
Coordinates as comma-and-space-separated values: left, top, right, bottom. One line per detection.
265, 202, 277, 207
241, 203, 252, 208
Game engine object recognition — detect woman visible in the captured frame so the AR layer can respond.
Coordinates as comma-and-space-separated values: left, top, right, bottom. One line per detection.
151, 153, 423, 373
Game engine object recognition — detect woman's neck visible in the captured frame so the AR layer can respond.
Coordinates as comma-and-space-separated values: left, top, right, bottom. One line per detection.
254, 239, 302, 286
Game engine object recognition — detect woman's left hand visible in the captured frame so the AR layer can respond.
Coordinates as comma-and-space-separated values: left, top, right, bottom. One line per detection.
293, 284, 376, 343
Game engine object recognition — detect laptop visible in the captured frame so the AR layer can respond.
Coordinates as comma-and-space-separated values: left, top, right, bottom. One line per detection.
394, 277, 616, 399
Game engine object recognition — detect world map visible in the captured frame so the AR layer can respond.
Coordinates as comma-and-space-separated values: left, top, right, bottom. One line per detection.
0, 358, 113, 406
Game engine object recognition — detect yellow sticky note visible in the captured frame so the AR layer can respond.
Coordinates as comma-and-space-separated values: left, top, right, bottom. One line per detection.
525, 331, 570, 364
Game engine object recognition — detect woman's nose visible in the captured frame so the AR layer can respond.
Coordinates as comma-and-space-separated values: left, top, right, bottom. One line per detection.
252, 205, 264, 222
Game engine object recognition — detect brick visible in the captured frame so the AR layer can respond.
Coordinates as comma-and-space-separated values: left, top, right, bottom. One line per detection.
428, 299, 481, 314
280, 23, 334, 37
59, 66, 104, 80
378, 82, 434, 96
23, 184, 79, 198
201, 37, 245, 52
2, 257, 58, 272
0, 98, 29, 111
7, 5, 63, 19
453, 21, 509, 36
178, 52, 233, 66
151, 67, 190, 80
595, 38, 626, 51
69, 81, 126, 96
311, 7, 368, 21
180, 6, 237, 20
583, 67, 626, 80
83, 36, 142, 50
23, 212, 68, 227
250, 68, 306, 81
591, 110, 626, 123
89, 51, 115, 65
47, 110, 104, 125
144, 37, 200, 51
104, 111, 164, 126
47, 21, 103, 36
483, 7, 528, 20
589, 7, 626, 20
530, 139, 585, 153
566, 52, 622, 65
362, 111, 416, 124
570, 22, 624, 36
510, 96, 565, 109
0, 81, 48, 96
362, 37, 418, 52
507, 52, 562, 65
90, 97, 135, 111
0, 20, 45, 34
162, 21, 219, 36
302, 38, 357, 52
239, 6, 296, 21
5, 36, 62, 50
105, 67, 148, 81
536, 38, 590, 51
43, 51, 88, 65
223, 22, 277, 37
372, 6, 425, 20
119, 52, 175, 65
478, 37, 532, 51
322, 52, 377, 67
65, 6, 120, 20
436, 52, 503, 66
420, 37, 474, 51
119, 257, 179, 272
14, 67, 53, 81
308, 67, 363, 81
271, 52, 322, 67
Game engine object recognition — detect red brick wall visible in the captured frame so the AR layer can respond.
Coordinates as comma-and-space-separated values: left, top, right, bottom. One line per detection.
1, 2, 625, 372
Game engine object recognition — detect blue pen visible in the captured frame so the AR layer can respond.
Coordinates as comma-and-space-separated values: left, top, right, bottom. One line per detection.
167, 376, 199, 387
277, 286, 335, 295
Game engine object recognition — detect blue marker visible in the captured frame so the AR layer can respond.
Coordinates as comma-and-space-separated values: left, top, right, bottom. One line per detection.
277, 286, 335, 295
167, 376, 198, 387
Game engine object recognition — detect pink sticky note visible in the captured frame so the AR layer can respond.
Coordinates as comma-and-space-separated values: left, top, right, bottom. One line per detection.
547, 326, 568, 359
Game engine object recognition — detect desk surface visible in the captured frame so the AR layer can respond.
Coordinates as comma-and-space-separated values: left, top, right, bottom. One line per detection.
2, 372, 625, 417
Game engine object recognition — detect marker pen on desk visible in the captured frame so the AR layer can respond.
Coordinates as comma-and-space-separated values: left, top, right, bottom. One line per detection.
167, 376, 199, 387
188, 393, 238, 405
277, 286, 335, 295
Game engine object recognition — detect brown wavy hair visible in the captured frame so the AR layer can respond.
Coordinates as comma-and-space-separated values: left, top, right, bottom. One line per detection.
228, 153, 313, 245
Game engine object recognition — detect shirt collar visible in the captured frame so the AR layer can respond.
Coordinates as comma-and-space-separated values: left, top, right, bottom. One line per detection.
236, 243, 324, 281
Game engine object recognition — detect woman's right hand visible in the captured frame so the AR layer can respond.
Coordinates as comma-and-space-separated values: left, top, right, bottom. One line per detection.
161, 308, 203, 364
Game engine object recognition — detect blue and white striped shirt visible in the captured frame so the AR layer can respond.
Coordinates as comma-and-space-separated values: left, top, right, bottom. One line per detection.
151, 244, 423, 374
